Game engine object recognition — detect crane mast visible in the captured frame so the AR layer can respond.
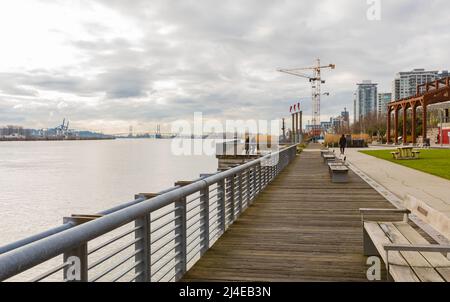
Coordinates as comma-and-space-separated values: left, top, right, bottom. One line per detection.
279, 58, 335, 139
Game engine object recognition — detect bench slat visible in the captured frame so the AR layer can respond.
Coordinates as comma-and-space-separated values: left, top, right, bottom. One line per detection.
364, 222, 420, 282
330, 166, 348, 171
380, 223, 445, 282
394, 222, 450, 282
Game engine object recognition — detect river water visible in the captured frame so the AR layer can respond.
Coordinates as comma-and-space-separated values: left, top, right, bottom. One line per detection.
0, 139, 218, 248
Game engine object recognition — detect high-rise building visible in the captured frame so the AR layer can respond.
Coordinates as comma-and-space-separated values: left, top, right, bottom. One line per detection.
392, 69, 439, 101
392, 78, 400, 101
355, 80, 378, 122
377, 93, 392, 117
341, 108, 350, 128
322, 109, 351, 134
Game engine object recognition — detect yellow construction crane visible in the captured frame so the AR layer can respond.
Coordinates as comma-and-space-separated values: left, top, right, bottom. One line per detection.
279, 59, 335, 139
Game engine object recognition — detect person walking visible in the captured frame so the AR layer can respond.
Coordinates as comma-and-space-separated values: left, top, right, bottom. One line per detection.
245, 135, 250, 155
250, 136, 257, 154
339, 134, 347, 155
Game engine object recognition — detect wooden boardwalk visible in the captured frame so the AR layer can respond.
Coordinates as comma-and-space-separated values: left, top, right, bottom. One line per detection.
183, 144, 396, 282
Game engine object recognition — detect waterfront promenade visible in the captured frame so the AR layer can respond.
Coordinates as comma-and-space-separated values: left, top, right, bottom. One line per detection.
183, 144, 395, 282
345, 147, 450, 242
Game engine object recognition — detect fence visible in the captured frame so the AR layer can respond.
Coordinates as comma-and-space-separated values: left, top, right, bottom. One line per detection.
0, 144, 298, 282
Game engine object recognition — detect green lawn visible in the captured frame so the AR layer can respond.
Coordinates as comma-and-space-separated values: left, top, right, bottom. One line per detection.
360, 149, 450, 181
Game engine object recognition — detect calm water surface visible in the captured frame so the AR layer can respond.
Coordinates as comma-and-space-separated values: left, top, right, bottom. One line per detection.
0, 139, 217, 247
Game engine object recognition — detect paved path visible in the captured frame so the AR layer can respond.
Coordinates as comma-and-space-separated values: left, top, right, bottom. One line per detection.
183, 144, 394, 282
344, 147, 450, 240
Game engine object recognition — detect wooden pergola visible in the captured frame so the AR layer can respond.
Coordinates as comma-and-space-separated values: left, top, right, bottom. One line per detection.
387, 76, 450, 144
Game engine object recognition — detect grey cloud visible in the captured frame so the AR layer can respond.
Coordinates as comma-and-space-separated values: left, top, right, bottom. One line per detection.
3, 0, 450, 132
98, 67, 153, 99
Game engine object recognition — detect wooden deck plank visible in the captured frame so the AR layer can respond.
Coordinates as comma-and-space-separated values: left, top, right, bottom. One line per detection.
394, 222, 450, 281
182, 144, 397, 282
379, 222, 444, 282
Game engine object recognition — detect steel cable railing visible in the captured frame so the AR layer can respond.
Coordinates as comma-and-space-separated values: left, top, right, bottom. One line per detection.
0, 144, 298, 282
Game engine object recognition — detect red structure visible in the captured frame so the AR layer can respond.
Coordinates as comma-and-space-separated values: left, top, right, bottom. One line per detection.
438, 126, 450, 144
387, 77, 450, 144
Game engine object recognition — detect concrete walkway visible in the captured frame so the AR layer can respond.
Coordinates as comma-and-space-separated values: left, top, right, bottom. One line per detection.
342, 147, 450, 240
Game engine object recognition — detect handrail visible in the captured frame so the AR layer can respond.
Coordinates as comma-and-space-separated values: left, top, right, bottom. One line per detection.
0, 179, 206, 255
0, 144, 298, 282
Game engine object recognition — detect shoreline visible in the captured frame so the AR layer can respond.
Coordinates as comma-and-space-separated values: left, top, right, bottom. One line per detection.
0, 137, 115, 142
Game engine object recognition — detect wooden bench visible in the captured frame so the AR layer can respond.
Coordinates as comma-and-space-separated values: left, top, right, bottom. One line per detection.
360, 208, 450, 282
320, 150, 330, 158
323, 154, 336, 163
327, 162, 347, 174
390, 151, 400, 159
328, 161, 345, 175
328, 164, 349, 183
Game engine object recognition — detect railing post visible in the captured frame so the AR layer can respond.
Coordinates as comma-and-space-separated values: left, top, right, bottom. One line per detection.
229, 176, 236, 222
246, 169, 251, 204
237, 172, 243, 214
257, 163, 262, 195
273, 160, 276, 179
134, 213, 151, 282
218, 179, 226, 232
250, 167, 256, 204
273, 156, 277, 178
200, 184, 210, 255
262, 163, 266, 190
274, 157, 279, 177
269, 160, 272, 181
278, 153, 282, 174
174, 197, 187, 280
62, 217, 88, 282
63, 244, 88, 282
241, 170, 246, 207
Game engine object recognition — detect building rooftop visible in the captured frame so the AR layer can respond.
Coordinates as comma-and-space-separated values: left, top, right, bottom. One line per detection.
357, 80, 377, 85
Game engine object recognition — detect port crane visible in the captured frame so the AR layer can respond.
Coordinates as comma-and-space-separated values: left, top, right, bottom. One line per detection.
55, 118, 70, 136
279, 59, 335, 139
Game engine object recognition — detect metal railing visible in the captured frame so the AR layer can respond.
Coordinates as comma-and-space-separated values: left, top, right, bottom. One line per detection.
0, 144, 298, 282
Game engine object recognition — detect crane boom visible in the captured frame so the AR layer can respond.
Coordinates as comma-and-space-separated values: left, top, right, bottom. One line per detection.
278, 70, 312, 79
279, 64, 335, 73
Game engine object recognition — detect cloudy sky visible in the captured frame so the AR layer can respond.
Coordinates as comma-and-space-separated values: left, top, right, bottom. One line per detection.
0, 0, 449, 134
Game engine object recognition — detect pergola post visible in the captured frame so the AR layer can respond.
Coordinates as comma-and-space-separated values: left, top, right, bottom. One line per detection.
422, 100, 428, 141
387, 107, 391, 144
394, 106, 399, 145
402, 104, 407, 145
411, 103, 417, 145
